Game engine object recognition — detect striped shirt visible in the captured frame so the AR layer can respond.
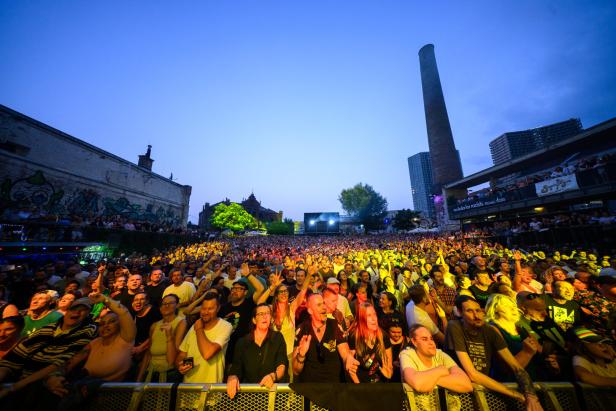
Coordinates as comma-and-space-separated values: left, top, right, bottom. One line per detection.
0, 319, 97, 380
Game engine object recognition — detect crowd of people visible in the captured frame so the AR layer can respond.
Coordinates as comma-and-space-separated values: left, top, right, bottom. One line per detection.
0, 209, 193, 243
0, 235, 615, 410
453, 152, 616, 209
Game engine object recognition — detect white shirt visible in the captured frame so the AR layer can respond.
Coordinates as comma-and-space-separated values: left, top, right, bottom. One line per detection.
179, 319, 232, 383
336, 294, 353, 319
405, 301, 439, 336
400, 347, 457, 372
163, 281, 196, 305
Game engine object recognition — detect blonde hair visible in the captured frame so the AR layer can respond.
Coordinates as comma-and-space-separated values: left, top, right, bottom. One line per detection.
484, 294, 517, 323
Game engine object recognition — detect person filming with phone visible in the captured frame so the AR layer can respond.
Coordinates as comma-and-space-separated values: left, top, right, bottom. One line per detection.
176, 292, 232, 383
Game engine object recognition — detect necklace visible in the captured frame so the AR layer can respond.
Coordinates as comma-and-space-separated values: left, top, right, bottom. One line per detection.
314, 322, 325, 334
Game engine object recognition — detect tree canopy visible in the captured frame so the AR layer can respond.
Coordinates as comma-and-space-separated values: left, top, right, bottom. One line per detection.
339, 183, 388, 230
209, 203, 257, 232
392, 209, 422, 231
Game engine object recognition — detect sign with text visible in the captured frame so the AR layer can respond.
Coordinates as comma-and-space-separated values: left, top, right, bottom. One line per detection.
535, 175, 579, 197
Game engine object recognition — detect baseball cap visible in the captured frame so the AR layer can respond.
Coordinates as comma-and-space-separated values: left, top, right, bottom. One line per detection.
70, 297, 92, 310
326, 277, 340, 285
573, 327, 611, 344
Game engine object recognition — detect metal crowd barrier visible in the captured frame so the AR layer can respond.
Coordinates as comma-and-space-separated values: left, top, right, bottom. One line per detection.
79, 382, 609, 411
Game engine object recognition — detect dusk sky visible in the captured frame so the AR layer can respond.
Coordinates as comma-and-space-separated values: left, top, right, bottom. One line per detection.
2, 1, 615, 222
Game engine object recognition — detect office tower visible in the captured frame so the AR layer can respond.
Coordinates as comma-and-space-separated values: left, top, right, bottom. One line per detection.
408, 152, 435, 219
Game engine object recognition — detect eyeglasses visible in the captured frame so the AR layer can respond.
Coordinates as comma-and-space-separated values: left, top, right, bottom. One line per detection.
526, 293, 541, 300
161, 302, 176, 306
277, 289, 289, 294
231, 287, 246, 292
255, 312, 271, 317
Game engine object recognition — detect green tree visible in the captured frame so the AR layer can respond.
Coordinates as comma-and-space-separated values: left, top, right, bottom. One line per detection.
392, 209, 422, 231
209, 203, 257, 232
339, 183, 388, 230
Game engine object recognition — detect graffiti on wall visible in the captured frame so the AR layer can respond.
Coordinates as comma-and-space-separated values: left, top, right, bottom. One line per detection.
1, 170, 181, 225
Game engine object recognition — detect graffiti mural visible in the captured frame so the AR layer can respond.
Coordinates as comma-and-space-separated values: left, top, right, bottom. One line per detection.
0, 170, 64, 216
1, 170, 180, 225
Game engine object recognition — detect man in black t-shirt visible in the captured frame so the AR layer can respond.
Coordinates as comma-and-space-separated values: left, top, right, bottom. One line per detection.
145, 268, 169, 309
292, 293, 358, 382
544, 281, 580, 332
219, 264, 265, 368
445, 296, 542, 409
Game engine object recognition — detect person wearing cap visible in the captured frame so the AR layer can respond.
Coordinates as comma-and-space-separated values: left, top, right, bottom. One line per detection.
326, 276, 354, 324
218, 263, 265, 372
0, 298, 96, 402
572, 327, 616, 387
574, 274, 616, 338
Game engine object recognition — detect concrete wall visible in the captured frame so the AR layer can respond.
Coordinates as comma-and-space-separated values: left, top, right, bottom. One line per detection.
0, 105, 191, 227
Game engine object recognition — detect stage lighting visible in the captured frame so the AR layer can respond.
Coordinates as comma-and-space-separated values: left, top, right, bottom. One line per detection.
309, 220, 316, 226
329, 219, 334, 225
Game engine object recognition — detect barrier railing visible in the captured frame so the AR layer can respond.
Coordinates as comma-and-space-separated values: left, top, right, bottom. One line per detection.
72, 381, 612, 411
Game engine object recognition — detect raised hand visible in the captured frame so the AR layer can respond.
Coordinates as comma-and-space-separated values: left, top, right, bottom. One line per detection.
298, 334, 312, 356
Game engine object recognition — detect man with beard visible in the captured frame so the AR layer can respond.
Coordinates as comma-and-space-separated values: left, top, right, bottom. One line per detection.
176, 292, 232, 383
218, 263, 265, 370
445, 296, 543, 411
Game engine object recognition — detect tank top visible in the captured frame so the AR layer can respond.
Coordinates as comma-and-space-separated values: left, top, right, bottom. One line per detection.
146, 315, 185, 381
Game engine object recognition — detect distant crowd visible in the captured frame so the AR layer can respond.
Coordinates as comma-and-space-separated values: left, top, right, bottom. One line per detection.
0, 235, 615, 410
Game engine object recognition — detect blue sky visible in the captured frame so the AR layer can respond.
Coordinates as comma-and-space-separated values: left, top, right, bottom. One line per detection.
2, 1, 615, 222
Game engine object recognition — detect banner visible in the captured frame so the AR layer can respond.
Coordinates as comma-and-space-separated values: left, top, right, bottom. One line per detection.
535, 175, 579, 197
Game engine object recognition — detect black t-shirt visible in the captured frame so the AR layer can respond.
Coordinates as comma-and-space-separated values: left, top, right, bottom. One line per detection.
219, 298, 256, 363
134, 307, 162, 346
229, 331, 289, 383
294, 318, 347, 383
445, 319, 507, 374
145, 280, 169, 308
347, 331, 392, 383
389, 339, 406, 383
114, 289, 137, 313
544, 294, 580, 332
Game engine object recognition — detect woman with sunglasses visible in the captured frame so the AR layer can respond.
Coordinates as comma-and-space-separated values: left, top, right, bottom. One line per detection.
137, 294, 187, 382
257, 269, 309, 381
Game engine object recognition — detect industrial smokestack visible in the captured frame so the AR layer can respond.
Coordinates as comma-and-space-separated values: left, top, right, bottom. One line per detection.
418, 44, 463, 194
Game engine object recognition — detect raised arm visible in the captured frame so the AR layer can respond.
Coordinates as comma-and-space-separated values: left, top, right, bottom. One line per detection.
192, 319, 222, 361
512, 251, 524, 292
91, 292, 136, 343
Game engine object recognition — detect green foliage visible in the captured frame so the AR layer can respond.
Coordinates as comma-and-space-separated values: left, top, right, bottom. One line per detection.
339, 183, 388, 230
209, 203, 257, 232
266, 220, 294, 235
392, 209, 422, 231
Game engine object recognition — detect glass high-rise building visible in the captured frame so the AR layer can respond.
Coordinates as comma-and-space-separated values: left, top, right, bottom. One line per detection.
408, 152, 435, 220
489, 118, 583, 165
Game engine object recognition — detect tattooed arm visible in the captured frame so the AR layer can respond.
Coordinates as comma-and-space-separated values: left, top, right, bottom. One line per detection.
498, 348, 543, 411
